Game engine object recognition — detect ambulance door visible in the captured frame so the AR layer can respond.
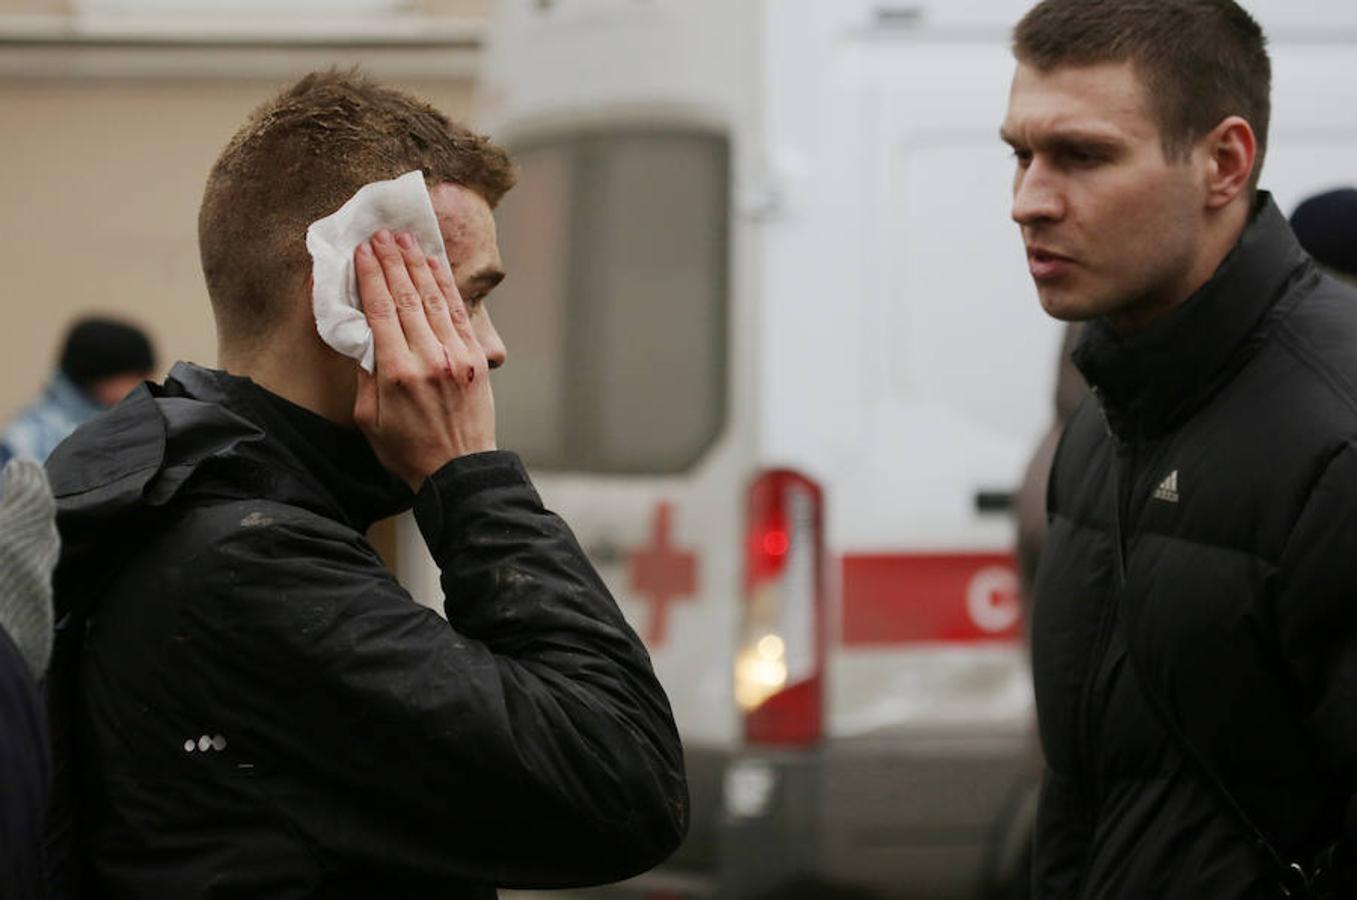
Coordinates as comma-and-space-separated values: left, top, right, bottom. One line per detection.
828, 33, 1056, 743
810, 33, 1056, 897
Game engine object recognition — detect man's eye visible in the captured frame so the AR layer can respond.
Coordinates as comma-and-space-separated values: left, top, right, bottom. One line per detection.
1011, 149, 1033, 167
1064, 149, 1104, 166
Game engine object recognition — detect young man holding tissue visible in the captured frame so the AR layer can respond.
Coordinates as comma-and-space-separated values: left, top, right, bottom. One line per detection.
42, 70, 687, 899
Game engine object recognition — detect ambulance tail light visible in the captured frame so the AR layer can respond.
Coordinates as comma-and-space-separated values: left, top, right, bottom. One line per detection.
736, 470, 825, 745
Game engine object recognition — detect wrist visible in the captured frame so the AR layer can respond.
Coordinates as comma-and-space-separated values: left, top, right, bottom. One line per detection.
412, 450, 533, 558
406, 441, 498, 490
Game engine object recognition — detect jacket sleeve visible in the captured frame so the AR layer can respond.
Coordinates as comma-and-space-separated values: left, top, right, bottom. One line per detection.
187, 451, 687, 889
1273, 440, 1357, 887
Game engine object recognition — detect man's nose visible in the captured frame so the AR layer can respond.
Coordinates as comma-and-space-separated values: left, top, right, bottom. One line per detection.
476, 313, 507, 370
1012, 161, 1065, 225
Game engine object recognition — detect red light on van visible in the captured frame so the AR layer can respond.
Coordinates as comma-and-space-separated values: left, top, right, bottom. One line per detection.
744, 477, 791, 591
737, 470, 825, 746
761, 531, 790, 558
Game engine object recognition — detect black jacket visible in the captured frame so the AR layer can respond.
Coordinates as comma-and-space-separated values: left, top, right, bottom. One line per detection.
1032, 197, 1357, 898
43, 363, 687, 898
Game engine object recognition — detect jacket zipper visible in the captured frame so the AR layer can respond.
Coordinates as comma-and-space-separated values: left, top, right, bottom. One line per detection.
1085, 413, 1310, 895
1108, 440, 1130, 588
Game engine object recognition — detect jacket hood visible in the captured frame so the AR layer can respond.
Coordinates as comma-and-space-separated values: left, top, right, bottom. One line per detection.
46, 362, 412, 614
47, 378, 261, 526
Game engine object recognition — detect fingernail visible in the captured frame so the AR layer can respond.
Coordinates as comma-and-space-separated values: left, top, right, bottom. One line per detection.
357, 242, 373, 258
396, 232, 416, 250
374, 229, 393, 244
426, 255, 440, 270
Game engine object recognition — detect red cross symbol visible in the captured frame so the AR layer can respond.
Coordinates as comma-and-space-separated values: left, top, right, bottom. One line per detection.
628, 501, 698, 647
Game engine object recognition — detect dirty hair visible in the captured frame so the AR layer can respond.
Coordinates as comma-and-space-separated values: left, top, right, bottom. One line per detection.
198, 68, 516, 347
1013, 0, 1270, 190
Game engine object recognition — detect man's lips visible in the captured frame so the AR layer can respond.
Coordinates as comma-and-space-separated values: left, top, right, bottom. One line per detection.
1027, 246, 1075, 280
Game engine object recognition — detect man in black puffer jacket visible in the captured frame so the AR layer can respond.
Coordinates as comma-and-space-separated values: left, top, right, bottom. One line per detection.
1002, 1, 1357, 897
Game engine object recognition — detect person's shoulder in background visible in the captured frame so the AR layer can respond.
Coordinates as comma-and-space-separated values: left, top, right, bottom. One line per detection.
1, 373, 101, 465
0, 460, 58, 681
0, 459, 59, 900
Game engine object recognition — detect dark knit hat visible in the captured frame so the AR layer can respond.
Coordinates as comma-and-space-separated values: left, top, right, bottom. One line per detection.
57, 317, 156, 388
1290, 188, 1357, 278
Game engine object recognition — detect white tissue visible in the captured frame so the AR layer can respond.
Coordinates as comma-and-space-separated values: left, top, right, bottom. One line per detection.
305, 170, 450, 372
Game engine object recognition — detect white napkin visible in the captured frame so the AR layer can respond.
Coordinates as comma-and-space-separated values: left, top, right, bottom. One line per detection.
305, 170, 450, 372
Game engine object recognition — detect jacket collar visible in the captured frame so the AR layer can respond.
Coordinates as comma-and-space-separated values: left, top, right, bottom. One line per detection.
48, 362, 411, 538
45, 363, 411, 638
164, 363, 412, 532
1073, 194, 1313, 441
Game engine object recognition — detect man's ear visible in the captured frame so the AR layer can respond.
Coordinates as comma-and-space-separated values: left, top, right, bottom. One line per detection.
1202, 115, 1257, 210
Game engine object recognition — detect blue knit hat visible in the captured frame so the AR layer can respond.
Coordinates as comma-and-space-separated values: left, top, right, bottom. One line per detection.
1290, 188, 1357, 278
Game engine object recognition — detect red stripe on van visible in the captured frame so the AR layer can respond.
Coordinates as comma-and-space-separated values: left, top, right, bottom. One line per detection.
840, 553, 1022, 645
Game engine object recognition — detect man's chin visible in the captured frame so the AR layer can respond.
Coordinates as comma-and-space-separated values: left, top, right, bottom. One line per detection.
1036, 288, 1099, 323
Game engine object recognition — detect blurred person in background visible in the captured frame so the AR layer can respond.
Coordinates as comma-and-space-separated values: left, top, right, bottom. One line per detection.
0, 316, 155, 467
1004, 0, 1357, 896
1014, 322, 1085, 608
1291, 187, 1357, 285
0, 460, 60, 900
42, 70, 685, 899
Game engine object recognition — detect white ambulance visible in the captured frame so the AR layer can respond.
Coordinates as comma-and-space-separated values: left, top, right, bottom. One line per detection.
406, 1, 1357, 896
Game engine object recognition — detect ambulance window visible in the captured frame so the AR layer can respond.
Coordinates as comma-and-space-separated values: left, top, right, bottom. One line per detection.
491, 131, 730, 473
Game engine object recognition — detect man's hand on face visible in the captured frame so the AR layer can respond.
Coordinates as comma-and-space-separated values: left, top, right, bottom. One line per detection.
353, 228, 496, 491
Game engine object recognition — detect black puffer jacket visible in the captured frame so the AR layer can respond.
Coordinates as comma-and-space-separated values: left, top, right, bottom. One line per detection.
1032, 197, 1357, 898
43, 363, 687, 898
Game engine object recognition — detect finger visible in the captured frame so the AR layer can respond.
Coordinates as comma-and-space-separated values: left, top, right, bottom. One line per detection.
354, 240, 411, 371
427, 255, 487, 386
372, 230, 444, 362
400, 242, 461, 352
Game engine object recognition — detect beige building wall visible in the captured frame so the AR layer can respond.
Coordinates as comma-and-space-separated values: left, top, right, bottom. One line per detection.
0, 1, 489, 18
0, 3, 487, 424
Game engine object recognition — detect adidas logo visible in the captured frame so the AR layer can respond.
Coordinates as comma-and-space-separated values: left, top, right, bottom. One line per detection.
1152, 470, 1180, 503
